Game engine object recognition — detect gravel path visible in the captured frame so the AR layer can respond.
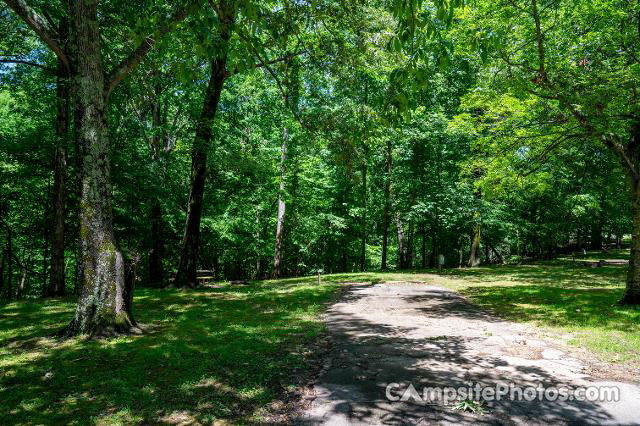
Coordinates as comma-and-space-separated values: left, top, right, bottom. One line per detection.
296, 282, 640, 425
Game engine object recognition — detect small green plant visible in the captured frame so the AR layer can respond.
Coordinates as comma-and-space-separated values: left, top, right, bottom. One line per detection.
453, 399, 487, 414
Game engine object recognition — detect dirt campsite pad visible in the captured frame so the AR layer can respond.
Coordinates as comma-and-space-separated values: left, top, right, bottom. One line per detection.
296, 282, 640, 425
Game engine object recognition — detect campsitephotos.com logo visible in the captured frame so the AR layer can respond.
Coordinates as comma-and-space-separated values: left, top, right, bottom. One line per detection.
385, 382, 620, 404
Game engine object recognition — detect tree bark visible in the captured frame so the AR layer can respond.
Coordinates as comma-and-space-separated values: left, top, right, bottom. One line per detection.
17, 252, 31, 299
6, 228, 12, 300
421, 223, 427, 268
395, 212, 406, 269
272, 127, 288, 279
63, 1, 133, 336
148, 202, 164, 286
381, 140, 392, 270
47, 54, 70, 297
621, 176, 640, 304
254, 205, 262, 279
174, 56, 228, 288
0, 250, 4, 296
359, 159, 367, 271
468, 225, 481, 267
406, 221, 414, 268
42, 177, 50, 294
6, 0, 189, 333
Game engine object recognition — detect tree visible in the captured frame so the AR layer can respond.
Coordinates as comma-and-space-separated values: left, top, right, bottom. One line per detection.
459, 0, 640, 303
3, 0, 192, 334
174, 0, 236, 288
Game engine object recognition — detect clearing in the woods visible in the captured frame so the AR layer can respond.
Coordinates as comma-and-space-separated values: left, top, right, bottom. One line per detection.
1, 253, 639, 424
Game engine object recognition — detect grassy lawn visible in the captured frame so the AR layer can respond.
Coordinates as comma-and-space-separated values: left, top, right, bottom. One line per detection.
2, 254, 639, 424
0, 280, 344, 424
437, 251, 640, 368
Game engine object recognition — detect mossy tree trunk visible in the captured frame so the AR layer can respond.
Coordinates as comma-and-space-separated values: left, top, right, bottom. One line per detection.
63, 0, 134, 336
5, 0, 191, 332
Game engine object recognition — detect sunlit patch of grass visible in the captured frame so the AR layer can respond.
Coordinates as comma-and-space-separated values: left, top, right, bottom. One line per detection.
2, 260, 639, 424
436, 256, 640, 367
0, 280, 343, 424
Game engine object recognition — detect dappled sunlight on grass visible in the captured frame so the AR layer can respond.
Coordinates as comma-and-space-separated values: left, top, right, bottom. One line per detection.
430, 255, 640, 367
0, 280, 342, 424
2, 260, 639, 423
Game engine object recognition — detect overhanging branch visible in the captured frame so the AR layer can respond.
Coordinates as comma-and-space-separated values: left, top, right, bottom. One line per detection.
105, 4, 193, 98
3, 0, 69, 71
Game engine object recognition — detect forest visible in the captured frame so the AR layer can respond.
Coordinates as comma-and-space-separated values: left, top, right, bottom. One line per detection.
1, 0, 640, 424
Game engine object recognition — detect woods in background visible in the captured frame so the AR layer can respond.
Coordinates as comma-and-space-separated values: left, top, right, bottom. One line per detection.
0, 0, 638, 334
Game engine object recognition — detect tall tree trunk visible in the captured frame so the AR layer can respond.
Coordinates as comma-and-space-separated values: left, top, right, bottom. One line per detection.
468, 184, 482, 267
621, 176, 640, 304
42, 177, 51, 294
381, 140, 392, 270
148, 202, 164, 286
359, 159, 367, 271
148, 79, 170, 287
5, 0, 190, 333
421, 223, 427, 268
254, 205, 261, 279
272, 127, 288, 279
395, 212, 406, 269
175, 56, 228, 288
6, 229, 12, 300
468, 225, 481, 267
591, 194, 605, 250
18, 253, 31, 299
47, 55, 70, 297
406, 221, 414, 268
63, 1, 133, 336
0, 250, 4, 296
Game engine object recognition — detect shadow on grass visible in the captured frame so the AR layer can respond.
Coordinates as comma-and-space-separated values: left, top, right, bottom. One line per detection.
461, 285, 639, 331
0, 281, 342, 424
443, 262, 627, 289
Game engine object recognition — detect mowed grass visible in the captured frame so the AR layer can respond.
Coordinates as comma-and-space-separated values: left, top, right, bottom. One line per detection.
2, 254, 640, 424
0, 279, 345, 425
436, 250, 640, 367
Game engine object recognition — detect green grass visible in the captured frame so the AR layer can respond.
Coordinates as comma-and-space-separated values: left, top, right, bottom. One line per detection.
436, 251, 640, 367
2, 255, 639, 424
0, 279, 345, 425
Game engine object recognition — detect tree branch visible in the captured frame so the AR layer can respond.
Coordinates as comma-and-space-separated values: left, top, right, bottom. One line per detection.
2, 0, 69, 70
226, 50, 306, 78
530, 0, 546, 78
0, 58, 56, 72
104, 4, 193, 99
602, 134, 639, 179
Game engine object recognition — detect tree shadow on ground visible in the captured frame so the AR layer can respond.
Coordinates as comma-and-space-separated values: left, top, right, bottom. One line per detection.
443, 262, 627, 289
461, 285, 640, 331
0, 281, 340, 424
297, 283, 620, 425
